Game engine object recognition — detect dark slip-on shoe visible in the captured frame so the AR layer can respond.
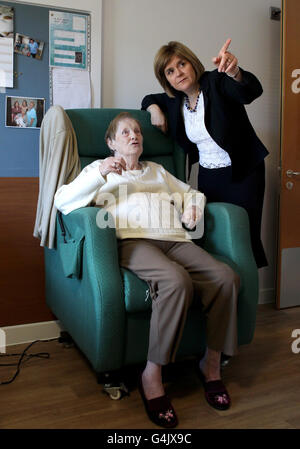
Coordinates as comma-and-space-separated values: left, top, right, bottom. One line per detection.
196, 364, 231, 411
138, 376, 178, 428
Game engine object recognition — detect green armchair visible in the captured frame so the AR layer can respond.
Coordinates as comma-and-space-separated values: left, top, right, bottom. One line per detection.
44, 108, 258, 398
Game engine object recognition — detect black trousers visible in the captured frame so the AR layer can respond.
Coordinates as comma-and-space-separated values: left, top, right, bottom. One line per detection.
197, 161, 267, 268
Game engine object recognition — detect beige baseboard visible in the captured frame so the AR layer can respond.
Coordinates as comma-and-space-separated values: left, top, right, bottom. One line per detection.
258, 288, 275, 304
1, 321, 64, 348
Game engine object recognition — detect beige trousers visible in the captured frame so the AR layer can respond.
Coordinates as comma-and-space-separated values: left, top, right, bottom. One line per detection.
118, 238, 240, 365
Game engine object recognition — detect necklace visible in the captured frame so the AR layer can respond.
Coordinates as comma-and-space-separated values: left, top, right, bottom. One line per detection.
184, 91, 200, 113
127, 161, 143, 171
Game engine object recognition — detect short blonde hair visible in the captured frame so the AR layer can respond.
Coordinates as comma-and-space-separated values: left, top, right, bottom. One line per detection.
154, 41, 205, 97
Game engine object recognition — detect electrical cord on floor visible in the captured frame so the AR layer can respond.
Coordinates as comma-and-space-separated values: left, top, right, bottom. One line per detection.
0, 339, 54, 385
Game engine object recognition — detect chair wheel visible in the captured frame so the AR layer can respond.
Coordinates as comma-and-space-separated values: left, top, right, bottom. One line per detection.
103, 382, 128, 400
108, 388, 122, 400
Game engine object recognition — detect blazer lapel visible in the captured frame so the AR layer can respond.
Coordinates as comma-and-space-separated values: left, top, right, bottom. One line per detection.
173, 93, 183, 131
200, 74, 210, 127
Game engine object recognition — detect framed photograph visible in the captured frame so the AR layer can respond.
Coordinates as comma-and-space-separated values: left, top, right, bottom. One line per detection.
6, 96, 45, 129
14, 33, 44, 60
0, 5, 14, 38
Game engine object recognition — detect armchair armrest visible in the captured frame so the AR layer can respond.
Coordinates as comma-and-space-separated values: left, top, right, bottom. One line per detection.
201, 202, 259, 344
45, 207, 125, 372
62, 207, 121, 282
202, 203, 255, 264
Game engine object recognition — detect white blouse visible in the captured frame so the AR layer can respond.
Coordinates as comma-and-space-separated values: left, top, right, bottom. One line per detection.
182, 92, 231, 169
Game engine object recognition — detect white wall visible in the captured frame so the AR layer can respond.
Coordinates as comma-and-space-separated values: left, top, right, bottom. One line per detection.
15, 0, 282, 303
102, 0, 282, 303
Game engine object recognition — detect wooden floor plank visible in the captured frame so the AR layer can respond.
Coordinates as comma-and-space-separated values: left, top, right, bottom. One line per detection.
0, 304, 300, 429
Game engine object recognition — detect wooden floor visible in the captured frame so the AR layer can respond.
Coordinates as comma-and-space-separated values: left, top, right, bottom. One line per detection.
0, 304, 300, 429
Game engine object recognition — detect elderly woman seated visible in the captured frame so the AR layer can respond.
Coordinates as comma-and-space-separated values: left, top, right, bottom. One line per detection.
55, 112, 240, 428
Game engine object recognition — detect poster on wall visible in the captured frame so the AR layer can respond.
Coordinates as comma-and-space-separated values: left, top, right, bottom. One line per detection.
49, 10, 88, 70
0, 5, 14, 38
52, 67, 91, 109
14, 33, 45, 60
6, 96, 45, 128
0, 37, 13, 87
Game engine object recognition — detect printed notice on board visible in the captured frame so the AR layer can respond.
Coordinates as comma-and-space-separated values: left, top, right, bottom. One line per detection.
49, 11, 88, 69
52, 68, 91, 109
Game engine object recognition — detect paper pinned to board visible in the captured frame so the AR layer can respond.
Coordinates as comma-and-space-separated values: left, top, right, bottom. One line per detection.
49, 10, 88, 70
52, 67, 91, 109
0, 37, 13, 88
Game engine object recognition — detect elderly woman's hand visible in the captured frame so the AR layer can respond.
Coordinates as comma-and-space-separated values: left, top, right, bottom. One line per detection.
147, 104, 168, 134
212, 38, 241, 81
99, 157, 126, 176
181, 205, 202, 230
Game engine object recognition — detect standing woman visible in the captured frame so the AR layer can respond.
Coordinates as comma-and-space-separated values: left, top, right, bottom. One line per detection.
142, 39, 269, 268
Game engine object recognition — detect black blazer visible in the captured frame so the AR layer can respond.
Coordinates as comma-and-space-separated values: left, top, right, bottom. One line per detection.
142, 68, 269, 181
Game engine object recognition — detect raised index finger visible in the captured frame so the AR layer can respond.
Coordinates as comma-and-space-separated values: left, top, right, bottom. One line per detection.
219, 38, 232, 55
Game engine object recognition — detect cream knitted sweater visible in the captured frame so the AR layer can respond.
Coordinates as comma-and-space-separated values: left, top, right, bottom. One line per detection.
54, 160, 206, 242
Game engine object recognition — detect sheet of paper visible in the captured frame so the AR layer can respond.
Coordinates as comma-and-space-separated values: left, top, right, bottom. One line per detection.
52, 67, 91, 109
49, 11, 88, 70
0, 37, 13, 87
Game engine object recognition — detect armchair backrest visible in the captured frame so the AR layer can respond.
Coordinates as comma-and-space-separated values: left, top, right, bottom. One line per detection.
66, 108, 186, 181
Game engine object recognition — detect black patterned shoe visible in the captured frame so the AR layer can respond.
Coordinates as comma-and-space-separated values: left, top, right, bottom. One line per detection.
196, 365, 231, 411
138, 376, 178, 428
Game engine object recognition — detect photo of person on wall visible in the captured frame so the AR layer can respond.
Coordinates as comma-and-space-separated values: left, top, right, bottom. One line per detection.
6, 96, 45, 128
14, 33, 44, 60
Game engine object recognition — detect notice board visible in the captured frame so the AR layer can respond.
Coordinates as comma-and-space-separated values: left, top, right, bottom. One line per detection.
0, 1, 90, 177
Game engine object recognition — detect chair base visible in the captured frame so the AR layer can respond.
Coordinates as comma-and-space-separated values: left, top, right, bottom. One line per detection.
58, 331, 74, 348
97, 371, 129, 400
